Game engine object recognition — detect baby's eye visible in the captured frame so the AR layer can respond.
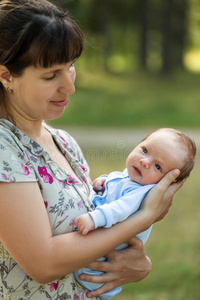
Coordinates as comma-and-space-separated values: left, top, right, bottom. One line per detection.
155, 164, 162, 171
142, 148, 148, 154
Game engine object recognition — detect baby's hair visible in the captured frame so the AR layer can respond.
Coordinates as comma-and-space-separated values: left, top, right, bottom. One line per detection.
141, 128, 196, 182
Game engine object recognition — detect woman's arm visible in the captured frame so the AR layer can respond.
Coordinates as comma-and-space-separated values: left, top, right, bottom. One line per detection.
0, 169, 181, 284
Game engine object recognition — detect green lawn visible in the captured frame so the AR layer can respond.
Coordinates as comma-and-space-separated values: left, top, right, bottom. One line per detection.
50, 69, 200, 129
82, 147, 200, 300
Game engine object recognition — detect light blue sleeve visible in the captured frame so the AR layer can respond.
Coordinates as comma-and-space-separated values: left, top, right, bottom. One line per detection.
89, 184, 154, 228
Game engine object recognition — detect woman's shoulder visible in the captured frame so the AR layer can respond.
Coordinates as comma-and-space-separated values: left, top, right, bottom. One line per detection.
57, 128, 86, 163
0, 120, 22, 148
45, 124, 83, 157
57, 128, 79, 148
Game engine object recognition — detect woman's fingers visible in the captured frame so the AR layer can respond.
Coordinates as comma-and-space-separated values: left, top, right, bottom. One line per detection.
80, 237, 152, 298
153, 169, 181, 196
141, 169, 185, 223
79, 264, 118, 298
82, 261, 111, 275
79, 270, 113, 284
86, 281, 119, 298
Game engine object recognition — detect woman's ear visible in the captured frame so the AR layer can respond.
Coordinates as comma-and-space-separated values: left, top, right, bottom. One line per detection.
0, 65, 12, 89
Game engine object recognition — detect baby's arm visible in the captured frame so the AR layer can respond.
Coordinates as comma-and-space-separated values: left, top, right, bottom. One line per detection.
93, 176, 107, 192
75, 177, 107, 235
75, 214, 95, 236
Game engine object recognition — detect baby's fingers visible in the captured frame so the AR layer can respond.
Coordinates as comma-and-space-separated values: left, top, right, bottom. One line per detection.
81, 227, 89, 236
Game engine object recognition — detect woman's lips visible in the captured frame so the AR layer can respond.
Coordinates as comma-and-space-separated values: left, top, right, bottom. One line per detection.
51, 98, 68, 107
132, 166, 142, 176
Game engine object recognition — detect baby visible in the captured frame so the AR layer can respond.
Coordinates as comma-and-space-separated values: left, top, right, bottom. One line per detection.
74, 128, 196, 300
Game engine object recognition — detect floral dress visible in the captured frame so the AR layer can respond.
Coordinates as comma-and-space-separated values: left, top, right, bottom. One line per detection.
0, 118, 98, 300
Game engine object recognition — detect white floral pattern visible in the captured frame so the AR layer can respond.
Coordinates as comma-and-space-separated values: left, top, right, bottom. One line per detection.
0, 119, 97, 300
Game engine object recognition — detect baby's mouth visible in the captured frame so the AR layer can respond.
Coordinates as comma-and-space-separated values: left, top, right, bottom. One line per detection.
132, 166, 142, 176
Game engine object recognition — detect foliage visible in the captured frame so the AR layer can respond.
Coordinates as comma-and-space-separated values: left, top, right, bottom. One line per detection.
50, 69, 200, 128
51, 0, 196, 74
50, 0, 200, 76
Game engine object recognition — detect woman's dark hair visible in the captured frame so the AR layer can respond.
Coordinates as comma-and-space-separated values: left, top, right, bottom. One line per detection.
0, 0, 83, 117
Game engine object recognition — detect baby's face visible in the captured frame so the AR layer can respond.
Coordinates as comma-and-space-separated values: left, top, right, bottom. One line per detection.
126, 130, 186, 185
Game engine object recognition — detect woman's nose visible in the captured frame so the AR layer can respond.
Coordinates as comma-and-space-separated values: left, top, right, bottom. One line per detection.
140, 158, 150, 169
58, 72, 76, 95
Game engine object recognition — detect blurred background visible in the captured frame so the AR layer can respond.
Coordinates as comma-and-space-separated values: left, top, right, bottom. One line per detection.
50, 1, 200, 299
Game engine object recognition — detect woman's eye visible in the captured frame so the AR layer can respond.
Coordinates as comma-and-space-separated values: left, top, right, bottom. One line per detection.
142, 148, 148, 154
155, 164, 162, 171
45, 73, 56, 80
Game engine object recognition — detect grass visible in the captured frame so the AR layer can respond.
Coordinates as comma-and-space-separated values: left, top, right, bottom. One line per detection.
50, 69, 200, 129
81, 147, 200, 300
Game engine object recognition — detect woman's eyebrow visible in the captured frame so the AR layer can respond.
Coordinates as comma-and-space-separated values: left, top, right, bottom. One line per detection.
42, 68, 62, 75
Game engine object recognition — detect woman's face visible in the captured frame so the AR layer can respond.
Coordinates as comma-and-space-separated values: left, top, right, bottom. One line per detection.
8, 61, 76, 122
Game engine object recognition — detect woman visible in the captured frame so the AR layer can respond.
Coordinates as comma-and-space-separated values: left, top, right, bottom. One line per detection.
0, 0, 183, 299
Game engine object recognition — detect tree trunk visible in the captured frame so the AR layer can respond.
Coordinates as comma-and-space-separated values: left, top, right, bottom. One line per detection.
161, 0, 173, 74
138, 0, 148, 70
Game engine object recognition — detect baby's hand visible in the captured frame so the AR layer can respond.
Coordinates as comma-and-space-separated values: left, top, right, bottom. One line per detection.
93, 177, 107, 192
74, 214, 95, 236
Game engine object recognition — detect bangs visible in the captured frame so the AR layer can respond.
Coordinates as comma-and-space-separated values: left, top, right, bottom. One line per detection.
27, 18, 83, 67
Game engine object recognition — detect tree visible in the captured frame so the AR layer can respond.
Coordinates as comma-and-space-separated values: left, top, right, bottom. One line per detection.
138, 0, 189, 74
138, 0, 148, 70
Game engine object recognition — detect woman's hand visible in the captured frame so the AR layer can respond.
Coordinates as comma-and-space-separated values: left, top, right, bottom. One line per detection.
141, 169, 184, 224
79, 237, 151, 298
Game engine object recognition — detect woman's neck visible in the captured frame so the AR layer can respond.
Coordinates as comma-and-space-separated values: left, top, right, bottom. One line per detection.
4, 102, 45, 140
10, 114, 45, 142
18, 120, 47, 141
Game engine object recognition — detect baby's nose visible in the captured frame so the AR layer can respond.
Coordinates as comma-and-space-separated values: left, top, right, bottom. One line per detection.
140, 158, 150, 169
